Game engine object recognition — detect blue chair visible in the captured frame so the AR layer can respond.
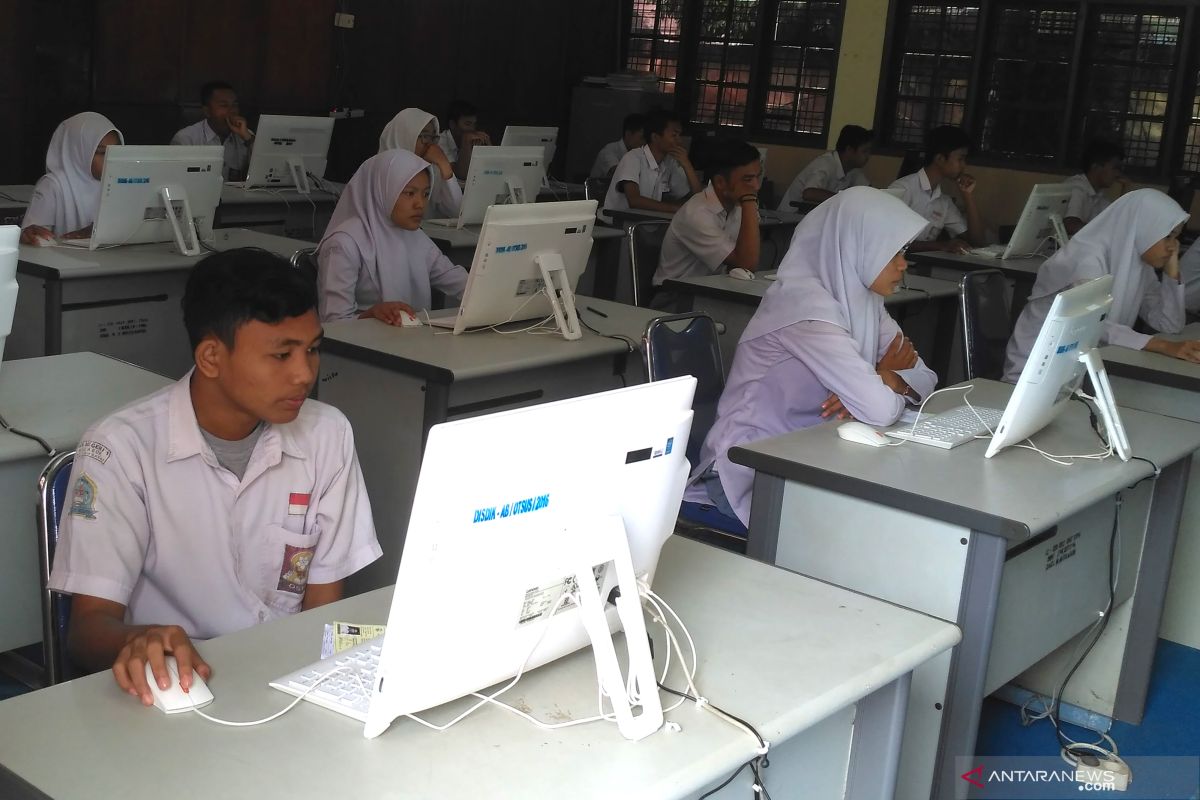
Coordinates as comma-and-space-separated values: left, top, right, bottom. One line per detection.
37, 451, 76, 686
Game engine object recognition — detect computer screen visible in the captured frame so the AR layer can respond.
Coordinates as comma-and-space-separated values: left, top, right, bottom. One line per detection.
500, 125, 558, 165
84, 145, 224, 255
0, 225, 18, 370
243, 114, 335, 193
986, 274, 1128, 459
1001, 183, 1074, 258
363, 375, 697, 739
430, 199, 596, 337
449, 145, 548, 227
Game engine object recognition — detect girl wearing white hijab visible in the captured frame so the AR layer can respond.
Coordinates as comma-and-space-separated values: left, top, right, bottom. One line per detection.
1003, 189, 1199, 382
378, 108, 462, 219
317, 149, 468, 324
683, 187, 939, 527
20, 112, 123, 244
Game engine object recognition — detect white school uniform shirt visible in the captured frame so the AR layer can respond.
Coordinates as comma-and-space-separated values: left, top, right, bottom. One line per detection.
1062, 173, 1112, 225
887, 168, 967, 241
48, 374, 383, 640
437, 129, 459, 165
654, 184, 741, 286
600, 145, 689, 224
775, 151, 869, 211
170, 119, 251, 181
590, 139, 629, 179
1182, 241, 1200, 313
23, 112, 124, 234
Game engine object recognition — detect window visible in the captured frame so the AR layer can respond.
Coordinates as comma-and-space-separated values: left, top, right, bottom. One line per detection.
622, 0, 848, 141
890, 4, 979, 146
1186, 66, 1200, 172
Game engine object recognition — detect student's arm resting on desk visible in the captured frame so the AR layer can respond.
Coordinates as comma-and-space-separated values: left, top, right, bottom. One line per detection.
726, 197, 762, 270
426, 245, 469, 301
1139, 247, 1200, 361
956, 174, 987, 247
667, 145, 704, 195
621, 181, 685, 213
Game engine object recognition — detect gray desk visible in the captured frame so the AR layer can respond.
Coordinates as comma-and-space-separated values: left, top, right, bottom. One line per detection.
536, 180, 587, 201
9, 229, 315, 378
215, 183, 340, 240
662, 271, 960, 383
1101, 321, 1200, 649
0, 536, 961, 800
317, 297, 660, 593
730, 379, 1200, 800
606, 206, 804, 273
905, 250, 1044, 322
0, 354, 172, 655
0, 185, 32, 227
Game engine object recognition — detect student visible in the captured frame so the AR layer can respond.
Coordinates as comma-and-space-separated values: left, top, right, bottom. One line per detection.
683, 188, 937, 527
652, 139, 762, 303
775, 124, 872, 210
589, 113, 646, 179
1182, 240, 1200, 314
378, 108, 463, 219
170, 81, 253, 181
888, 125, 986, 254
438, 100, 491, 182
20, 112, 123, 245
600, 109, 702, 224
47, 247, 382, 704
317, 149, 468, 324
1062, 140, 1126, 236
1003, 189, 1200, 381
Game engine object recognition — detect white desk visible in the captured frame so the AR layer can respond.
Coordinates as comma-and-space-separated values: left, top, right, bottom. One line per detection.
0, 354, 172, 654
906, 250, 1044, 323
1101, 321, 1200, 649
215, 183, 341, 240
0, 185, 32, 227
317, 297, 661, 594
730, 379, 1200, 800
0, 536, 961, 800
8, 229, 315, 378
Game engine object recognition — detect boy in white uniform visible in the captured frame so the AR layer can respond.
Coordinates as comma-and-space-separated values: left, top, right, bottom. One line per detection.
1062, 140, 1126, 236
170, 81, 254, 181
600, 109, 702, 224
438, 100, 491, 181
888, 125, 986, 254
776, 124, 872, 210
590, 113, 646, 179
49, 248, 382, 706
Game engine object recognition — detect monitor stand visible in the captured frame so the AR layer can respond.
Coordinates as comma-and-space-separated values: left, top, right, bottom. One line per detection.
1079, 349, 1131, 461
536, 253, 583, 341
505, 177, 527, 205
158, 185, 202, 257
286, 157, 312, 195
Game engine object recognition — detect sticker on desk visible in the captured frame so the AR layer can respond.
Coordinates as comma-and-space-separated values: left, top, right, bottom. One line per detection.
516, 565, 606, 627
320, 622, 386, 659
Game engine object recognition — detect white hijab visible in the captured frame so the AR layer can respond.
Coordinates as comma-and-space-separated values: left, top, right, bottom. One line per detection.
378, 108, 439, 154
41, 112, 124, 233
742, 186, 928, 360
1029, 188, 1188, 325
318, 149, 439, 303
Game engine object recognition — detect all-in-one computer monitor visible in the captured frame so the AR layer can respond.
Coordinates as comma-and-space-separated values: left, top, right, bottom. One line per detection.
426, 145, 547, 228
501, 125, 558, 165
975, 183, 1073, 259
241, 114, 335, 194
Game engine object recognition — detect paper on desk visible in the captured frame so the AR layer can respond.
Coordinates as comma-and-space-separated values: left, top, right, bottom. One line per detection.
320, 622, 386, 659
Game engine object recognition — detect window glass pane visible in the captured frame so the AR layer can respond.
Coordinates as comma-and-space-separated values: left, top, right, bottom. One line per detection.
760, 0, 843, 135
888, 4, 979, 147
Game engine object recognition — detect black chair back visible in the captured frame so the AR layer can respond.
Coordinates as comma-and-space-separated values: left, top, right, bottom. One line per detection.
642, 313, 725, 467
959, 269, 1012, 380
290, 247, 319, 285
37, 451, 76, 685
628, 221, 670, 307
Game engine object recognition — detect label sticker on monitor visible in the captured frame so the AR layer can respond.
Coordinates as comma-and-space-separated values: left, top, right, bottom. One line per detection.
514, 277, 546, 297
516, 564, 606, 626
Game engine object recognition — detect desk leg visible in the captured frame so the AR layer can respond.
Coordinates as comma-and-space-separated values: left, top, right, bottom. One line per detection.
846, 673, 911, 799
931, 296, 958, 387
44, 279, 62, 355
745, 473, 784, 564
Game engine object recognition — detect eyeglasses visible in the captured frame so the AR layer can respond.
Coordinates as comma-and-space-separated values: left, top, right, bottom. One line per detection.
416, 132, 437, 143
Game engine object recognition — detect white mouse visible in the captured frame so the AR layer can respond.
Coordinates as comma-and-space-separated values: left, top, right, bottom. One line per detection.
31, 235, 56, 248
399, 311, 423, 328
728, 267, 755, 281
836, 420, 893, 447
145, 655, 215, 714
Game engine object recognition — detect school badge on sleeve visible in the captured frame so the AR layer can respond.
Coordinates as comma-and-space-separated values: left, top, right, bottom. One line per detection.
68, 474, 99, 520
277, 545, 316, 594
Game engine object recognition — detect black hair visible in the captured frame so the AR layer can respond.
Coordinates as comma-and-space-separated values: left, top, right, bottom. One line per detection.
835, 125, 874, 152
200, 81, 236, 106
182, 248, 317, 350
643, 108, 683, 143
709, 139, 763, 183
923, 125, 973, 165
1080, 139, 1125, 172
623, 113, 647, 135
445, 100, 478, 124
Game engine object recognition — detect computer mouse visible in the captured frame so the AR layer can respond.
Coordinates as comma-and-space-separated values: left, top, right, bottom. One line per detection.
145, 655, 214, 714
836, 421, 893, 447
399, 311, 423, 328
728, 267, 755, 281
31, 235, 56, 248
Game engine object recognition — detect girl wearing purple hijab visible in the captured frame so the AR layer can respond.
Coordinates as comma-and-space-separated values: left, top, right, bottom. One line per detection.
21, 112, 123, 244
684, 187, 939, 527
317, 149, 468, 324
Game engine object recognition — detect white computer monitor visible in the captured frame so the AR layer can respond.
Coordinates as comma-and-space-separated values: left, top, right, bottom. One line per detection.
73, 145, 223, 255
986, 274, 1129, 459
500, 125, 558, 165
431, 145, 547, 228
428, 199, 596, 338
997, 183, 1074, 259
362, 375, 697, 739
242, 114, 335, 194
0, 225, 18, 368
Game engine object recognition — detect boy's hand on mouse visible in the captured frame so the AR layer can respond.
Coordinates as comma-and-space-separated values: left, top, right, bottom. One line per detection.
113, 625, 211, 706
361, 301, 418, 326
20, 225, 54, 245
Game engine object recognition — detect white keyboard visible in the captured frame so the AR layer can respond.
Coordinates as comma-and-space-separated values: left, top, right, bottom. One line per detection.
969, 244, 1007, 259
885, 405, 1004, 449
424, 217, 462, 228
268, 640, 382, 721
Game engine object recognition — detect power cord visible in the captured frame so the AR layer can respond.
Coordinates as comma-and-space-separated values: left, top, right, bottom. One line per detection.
0, 410, 56, 455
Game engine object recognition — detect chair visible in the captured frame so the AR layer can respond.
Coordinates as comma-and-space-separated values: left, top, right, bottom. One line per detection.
289, 246, 318, 285
628, 220, 670, 308
36, 450, 76, 686
959, 269, 1012, 381
896, 148, 924, 180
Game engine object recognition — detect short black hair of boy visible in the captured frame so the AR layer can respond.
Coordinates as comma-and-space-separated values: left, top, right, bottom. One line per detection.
446, 100, 478, 124
923, 125, 973, 165
709, 139, 763, 183
200, 81, 236, 106
835, 125, 874, 153
643, 108, 683, 143
623, 113, 647, 134
183, 248, 317, 350
1080, 139, 1125, 172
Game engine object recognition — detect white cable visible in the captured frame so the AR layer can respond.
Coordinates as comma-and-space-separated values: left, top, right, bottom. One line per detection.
187, 664, 358, 726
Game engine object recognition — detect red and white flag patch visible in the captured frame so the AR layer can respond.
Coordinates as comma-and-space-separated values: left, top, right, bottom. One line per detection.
288, 492, 311, 516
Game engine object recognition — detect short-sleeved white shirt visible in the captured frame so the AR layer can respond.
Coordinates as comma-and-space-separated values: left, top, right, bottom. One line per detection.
437, 129, 459, 165
775, 151, 869, 211
654, 184, 742, 286
170, 119, 250, 182
1063, 173, 1111, 225
48, 373, 382, 640
600, 145, 689, 224
887, 169, 968, 242
590, 139, 628, 179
